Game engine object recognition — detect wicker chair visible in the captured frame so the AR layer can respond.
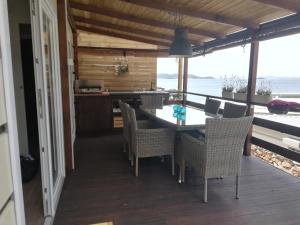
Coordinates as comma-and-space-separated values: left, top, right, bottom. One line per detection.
118, 100, 130, 154
204, 97, 221, 115
140, 94, 164, 109
119, 100, 154, 161
175, 133, 186, 183
195, 97, 222, 136
127, 106, 175, 176
178, 116, 253, 202
223, 102, 248, 118
125, 103, 155, 162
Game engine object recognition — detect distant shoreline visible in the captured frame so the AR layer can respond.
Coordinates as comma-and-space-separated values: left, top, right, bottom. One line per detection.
158, 73, 214, 79
157, 77, 300, 95
158, 78, 214, 79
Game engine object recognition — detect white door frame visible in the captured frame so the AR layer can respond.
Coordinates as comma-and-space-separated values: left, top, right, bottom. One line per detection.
30, 0, 65, 219
39, 0, 65, 211
0, 0, 26, 224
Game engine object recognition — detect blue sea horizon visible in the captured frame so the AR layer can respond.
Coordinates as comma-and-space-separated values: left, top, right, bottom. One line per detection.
157, 77, 300, 96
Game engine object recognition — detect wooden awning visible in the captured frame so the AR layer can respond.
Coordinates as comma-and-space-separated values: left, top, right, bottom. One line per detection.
69, 0, 300, 55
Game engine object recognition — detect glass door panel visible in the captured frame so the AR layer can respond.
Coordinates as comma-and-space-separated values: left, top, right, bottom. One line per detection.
30, 0, 65, 218
42, 12, 59, 187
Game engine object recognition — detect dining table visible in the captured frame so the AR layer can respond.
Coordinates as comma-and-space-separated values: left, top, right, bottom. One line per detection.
140, 104, 219, 131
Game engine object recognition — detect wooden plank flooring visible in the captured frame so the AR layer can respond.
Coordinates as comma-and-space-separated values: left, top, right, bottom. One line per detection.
23, 172, 44, 225
54, 134, 300, 225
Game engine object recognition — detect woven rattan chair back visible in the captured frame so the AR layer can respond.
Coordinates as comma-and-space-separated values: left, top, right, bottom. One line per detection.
140, 95, 163, 109
223, 102, 248, 118
127, 106, 138, 149
127, 106, 175, 176
204, 116, 253, 177
118, 100, 130, 142
179, 116, 253, 202
127, 106, 138, 130
204, 98, 221, 115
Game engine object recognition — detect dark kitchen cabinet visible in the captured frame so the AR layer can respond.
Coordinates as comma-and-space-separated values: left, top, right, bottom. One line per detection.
75, 95, 113, 134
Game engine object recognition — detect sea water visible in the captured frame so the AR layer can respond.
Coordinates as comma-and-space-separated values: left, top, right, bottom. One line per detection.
157, 77, 300, 102
158, 77, 300, 127
157, 77, 300, 95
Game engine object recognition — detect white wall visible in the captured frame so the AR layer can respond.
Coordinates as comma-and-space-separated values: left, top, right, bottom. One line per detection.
7, 0, 31, 156
0, 0, 26, 223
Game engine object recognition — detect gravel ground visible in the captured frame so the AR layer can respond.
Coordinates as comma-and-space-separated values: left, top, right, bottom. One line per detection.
252, 145, 300, 178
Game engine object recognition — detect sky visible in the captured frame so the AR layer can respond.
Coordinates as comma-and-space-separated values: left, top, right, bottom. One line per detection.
157, 33, 300, 78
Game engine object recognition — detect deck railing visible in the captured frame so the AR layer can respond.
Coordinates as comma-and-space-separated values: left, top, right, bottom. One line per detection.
167, 91, 300, 163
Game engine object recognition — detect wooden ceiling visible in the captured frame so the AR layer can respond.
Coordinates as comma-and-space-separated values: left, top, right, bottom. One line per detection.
69, 0, 300, 49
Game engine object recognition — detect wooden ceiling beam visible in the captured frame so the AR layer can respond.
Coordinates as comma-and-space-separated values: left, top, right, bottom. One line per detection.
253, 0, 300, 11
77, 46, 169, 57
70, 1, 222, 38
76, 25, 170, 47
120, 0, 258, 29
67, 0, 76, 31
75, 16, 173, 41
74, 16, 201, 45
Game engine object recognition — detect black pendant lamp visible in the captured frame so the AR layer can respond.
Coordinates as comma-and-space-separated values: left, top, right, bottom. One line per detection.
169, 27, 192, 57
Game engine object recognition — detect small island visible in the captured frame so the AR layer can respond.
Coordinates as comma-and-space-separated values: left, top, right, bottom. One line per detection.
158, 73, 215, 79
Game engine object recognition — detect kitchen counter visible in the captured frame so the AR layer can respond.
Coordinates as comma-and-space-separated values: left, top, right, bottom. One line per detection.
75, 91, 169, 134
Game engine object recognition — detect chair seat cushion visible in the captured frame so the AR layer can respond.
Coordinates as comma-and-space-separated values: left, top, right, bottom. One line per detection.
185, 130, 205, 140
137, 120, 153, 129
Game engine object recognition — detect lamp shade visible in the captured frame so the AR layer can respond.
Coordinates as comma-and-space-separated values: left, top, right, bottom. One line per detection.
169, 27, 192, 57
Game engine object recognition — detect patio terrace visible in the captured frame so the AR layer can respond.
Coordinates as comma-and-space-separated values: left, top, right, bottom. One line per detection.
56, 1, 300, 224
54, 134, 300, 225
2, 1, 300, 225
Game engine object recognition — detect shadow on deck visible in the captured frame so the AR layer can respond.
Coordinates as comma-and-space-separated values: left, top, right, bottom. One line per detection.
54, 134, 300, 225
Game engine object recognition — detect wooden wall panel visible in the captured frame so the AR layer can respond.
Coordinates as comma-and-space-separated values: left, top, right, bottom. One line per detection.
78, 31, 159, 49
77, 31, 158, 91
58, 0, 73, 171
78, 53, 157, 91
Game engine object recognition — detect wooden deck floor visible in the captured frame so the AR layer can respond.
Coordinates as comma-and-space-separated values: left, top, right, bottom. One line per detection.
54, 134, 300, 225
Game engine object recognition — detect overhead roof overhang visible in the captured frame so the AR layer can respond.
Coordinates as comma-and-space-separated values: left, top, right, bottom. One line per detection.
68, 0, 300, 56
193, 12, 300, 56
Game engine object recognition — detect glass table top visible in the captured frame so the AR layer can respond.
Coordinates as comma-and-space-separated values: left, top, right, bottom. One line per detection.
141, 105, 217, 130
